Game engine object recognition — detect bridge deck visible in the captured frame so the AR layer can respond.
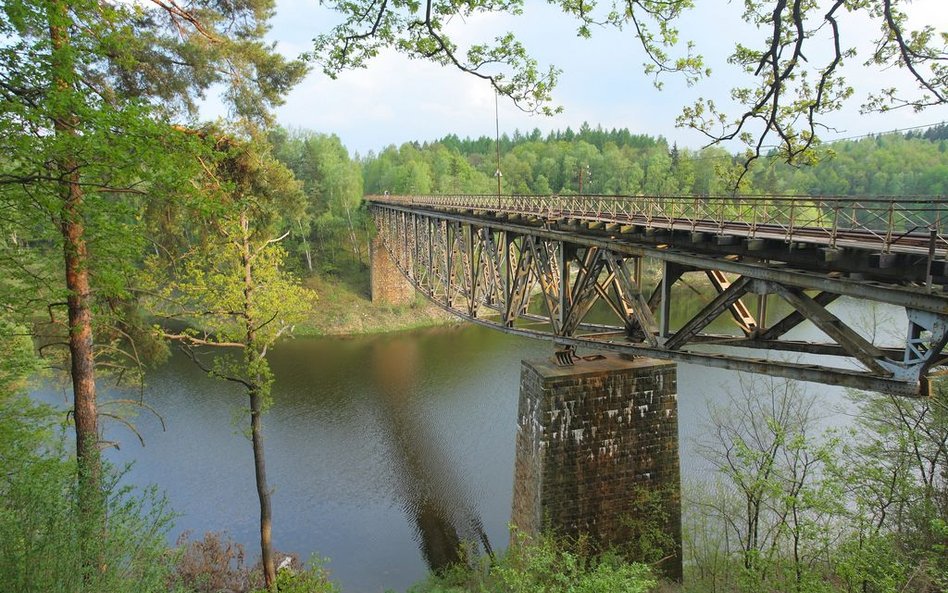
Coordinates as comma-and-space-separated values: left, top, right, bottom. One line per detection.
367, 194, 948, 396
370, 194, 948, 259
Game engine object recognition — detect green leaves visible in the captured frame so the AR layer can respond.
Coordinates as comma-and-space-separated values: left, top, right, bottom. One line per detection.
312, 0, 945, 182
0, 391, 178, 593
310, 0, 706, 114
310, 0, 560, 114
863, 0, 947, 113
685, 374, 948, 591
144, 136, 317, 398
0, 319, 40, 398
417, 529, 657, 593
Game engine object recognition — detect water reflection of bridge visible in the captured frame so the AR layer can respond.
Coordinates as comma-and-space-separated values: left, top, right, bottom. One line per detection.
368, 194, 948, 396
369, 336, 492, 571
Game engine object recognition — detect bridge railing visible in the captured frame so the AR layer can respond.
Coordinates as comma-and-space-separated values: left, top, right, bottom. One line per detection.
367, 194, 948, 255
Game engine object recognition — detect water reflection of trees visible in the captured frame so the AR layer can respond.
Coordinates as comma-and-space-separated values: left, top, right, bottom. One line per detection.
369, 336, 491, 571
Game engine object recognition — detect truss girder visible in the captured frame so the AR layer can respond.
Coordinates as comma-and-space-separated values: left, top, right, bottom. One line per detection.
664, 276, 754, 351
603, 251, 659, 346
768, 283, 889, 375
706, 269, 757, 334
372, 205, 948, 397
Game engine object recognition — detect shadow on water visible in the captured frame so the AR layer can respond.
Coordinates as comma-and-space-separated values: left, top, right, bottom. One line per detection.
368, 335, 491, 571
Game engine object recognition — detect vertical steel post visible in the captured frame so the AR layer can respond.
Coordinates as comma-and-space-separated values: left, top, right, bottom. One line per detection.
884, 200, 895, 254
427, 217, 433, 288
927, 227, 937, 293
659, 260, 673, 340
756, 291, 768, 334
501, 231, 510, 316
751, 197, 758, 238
558, 241, 568, 334
830, 204, 840, 250
445, 221, 452, 307
469, 225, 478, 316
404, 213, 410, 276
787, 200, 796, 243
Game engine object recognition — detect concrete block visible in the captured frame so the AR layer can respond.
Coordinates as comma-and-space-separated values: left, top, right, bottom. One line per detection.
821, 247, 843, 262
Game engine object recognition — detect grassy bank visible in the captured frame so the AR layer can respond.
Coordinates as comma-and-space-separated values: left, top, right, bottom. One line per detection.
295, 261, 455, 337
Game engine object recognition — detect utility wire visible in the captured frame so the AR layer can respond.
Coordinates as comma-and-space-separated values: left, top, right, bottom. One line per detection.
677, 120, 948, 164
821, 121, 947, 144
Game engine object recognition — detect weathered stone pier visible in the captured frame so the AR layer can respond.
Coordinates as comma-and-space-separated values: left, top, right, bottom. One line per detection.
370, 234, 415, 305
511, 355, 682, 580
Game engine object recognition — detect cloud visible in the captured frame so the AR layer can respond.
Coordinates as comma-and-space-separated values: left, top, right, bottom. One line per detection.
250, 0, 948, 154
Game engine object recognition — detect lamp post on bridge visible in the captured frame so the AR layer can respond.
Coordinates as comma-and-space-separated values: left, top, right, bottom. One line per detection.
495, 168, 503, 211
494, 90, 503, 203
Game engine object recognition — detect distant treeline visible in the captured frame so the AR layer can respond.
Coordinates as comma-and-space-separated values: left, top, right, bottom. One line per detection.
358, 122, 948, 197
261, 123, 947, 273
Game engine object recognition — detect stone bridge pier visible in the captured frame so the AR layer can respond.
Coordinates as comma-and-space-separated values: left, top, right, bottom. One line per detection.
370, 234, 415, 305
512, 355, 682, 581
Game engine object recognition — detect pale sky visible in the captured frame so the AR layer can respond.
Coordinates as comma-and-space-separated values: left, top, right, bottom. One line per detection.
218, 0, 948, 156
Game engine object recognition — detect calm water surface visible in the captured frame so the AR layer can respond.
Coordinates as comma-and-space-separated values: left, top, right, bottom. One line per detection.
32, 297, 899, 592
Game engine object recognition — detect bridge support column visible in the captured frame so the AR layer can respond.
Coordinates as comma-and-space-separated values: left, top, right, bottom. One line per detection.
370, 235, 415, 305
511, 355, 682, 581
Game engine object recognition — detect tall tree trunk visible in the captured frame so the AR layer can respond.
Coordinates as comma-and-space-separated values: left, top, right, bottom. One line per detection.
298, 219, 313, 273
49, 0, 101, 506
62, 173, 100, 486
250, 386, 275, 588
240, 211, 276, 589
49, 0, 102, 577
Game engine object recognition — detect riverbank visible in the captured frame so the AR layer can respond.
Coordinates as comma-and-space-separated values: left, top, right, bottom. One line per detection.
296, 263, 455, 336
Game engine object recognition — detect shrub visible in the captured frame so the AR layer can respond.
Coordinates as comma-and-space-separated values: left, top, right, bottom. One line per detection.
171, 531, 261, 593
408, 529, 656, 593
0, 392, 178, 593
172, 531, 339, 593
262, 555, 339, 593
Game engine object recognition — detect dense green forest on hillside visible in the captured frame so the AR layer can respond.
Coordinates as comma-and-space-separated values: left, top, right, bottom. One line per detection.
357, 123, 948, 197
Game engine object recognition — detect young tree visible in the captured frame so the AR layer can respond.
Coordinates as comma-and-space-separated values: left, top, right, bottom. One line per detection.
691, 376, 844, 591
0, 316, 180, 593
146, 137, 316, 590
271, 130, 365, 268
843, 381, 948, 589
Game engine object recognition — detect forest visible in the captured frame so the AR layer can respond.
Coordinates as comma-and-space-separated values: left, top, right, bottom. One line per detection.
358, 123, 948, 198
1, 0, 947, 591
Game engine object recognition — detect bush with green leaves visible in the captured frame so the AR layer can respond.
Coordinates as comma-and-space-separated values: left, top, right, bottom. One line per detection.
0, 327, 180, 593
262, 556, 340, 593
172, 531, 339, 593
408, 529, 656, 593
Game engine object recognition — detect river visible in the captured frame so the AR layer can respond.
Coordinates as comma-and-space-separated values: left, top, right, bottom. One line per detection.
31, 296, 900, 592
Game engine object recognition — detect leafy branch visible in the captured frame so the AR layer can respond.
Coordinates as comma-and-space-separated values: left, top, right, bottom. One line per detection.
311, 0, 945, 185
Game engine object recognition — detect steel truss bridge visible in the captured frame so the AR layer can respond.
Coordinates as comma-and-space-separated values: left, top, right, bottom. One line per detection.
368, 194, 948, 396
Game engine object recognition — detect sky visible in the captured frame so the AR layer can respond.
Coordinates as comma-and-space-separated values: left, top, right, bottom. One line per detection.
213, 0, 948, 157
